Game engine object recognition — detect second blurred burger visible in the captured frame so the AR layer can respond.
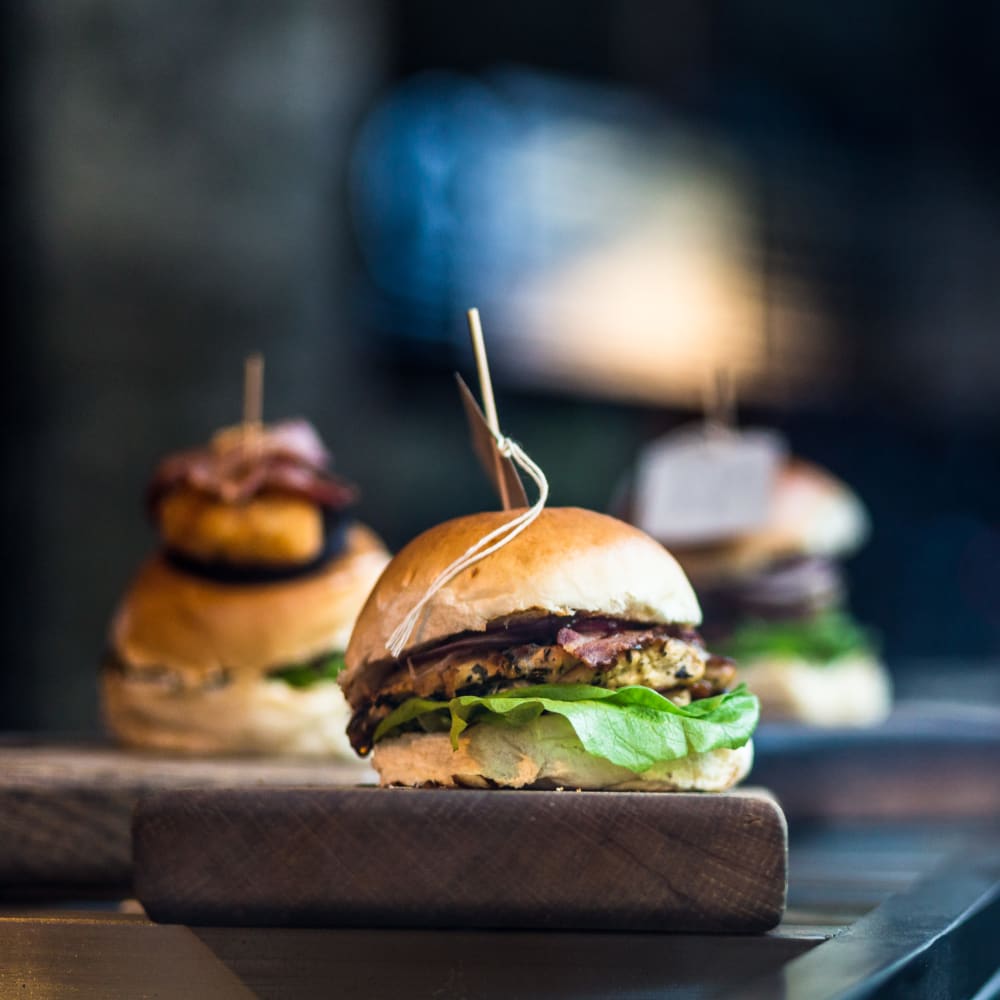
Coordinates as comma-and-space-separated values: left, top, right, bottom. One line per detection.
102, 419, 389, 756
676, 458, 890, 726
623, 430, 890, 727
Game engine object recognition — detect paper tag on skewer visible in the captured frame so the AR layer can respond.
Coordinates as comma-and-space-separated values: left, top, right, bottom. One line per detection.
456, 374, 529, 509
633, 424, 786, 545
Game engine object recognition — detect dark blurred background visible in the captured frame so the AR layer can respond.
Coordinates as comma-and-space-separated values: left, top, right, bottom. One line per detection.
2, 0, 998, 731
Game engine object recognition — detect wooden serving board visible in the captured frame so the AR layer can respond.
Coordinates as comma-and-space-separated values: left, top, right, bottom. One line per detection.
752, 700, 1000, 821
0, 741, 373, 891
133, 786, 787, 932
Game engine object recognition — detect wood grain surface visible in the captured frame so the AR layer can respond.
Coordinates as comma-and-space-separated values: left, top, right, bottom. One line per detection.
752, 701, 1000, 821
0, 742, 373, 890
0, 910, 818, 1000
133, 786, 787, 932
9, 823, 999, 999
0, 913, 256, 999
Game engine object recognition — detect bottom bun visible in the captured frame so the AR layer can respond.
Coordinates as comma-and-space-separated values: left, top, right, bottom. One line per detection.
742, 652, 892, 727
102, 670, 358, 757
372, 714, 753, 791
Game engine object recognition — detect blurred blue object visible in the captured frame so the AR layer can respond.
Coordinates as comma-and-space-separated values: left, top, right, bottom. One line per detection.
352, 70, 662, 340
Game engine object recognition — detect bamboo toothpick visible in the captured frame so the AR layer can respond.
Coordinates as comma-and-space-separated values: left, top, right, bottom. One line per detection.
243, 352, 264, 451
467, 309, 501, 435
466, 308, 512, 510
703, 365, 736, 436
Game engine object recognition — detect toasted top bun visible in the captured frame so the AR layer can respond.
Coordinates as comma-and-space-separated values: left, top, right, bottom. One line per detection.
111, 522, 389, 678
344, 507, 701, 687
674, 460, 869, 587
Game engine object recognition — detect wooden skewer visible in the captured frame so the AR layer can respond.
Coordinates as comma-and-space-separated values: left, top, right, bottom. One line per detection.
703, 365, 736, 436
466, 308, 512, 510
467, 309, 501, 435
243, 352, 264, 452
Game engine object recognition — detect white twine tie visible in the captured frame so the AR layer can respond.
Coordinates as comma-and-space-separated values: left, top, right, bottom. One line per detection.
386, 436, 549, 658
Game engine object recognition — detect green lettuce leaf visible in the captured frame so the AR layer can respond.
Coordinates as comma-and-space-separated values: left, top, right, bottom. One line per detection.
719, 611, 877, 666
373, 683, 759, 773
268, 651, 346, 689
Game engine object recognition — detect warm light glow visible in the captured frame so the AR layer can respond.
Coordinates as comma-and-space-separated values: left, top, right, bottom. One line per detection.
504, 209, 837, 407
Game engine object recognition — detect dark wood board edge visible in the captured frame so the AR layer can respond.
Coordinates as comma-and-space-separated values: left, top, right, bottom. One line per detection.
752, 743, 1000, 822
0, 744, 372, 889
0, 788, 137, 888
133, 786, 788, 933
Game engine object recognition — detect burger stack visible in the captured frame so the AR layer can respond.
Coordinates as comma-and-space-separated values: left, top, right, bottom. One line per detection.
102, 420, 389, 755
672, 458, 891, 726
339, 507, 759, 790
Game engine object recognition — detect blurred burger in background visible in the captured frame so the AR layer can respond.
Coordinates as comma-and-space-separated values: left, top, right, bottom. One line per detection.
102, 419, 389, 755
671, 458, 891, 727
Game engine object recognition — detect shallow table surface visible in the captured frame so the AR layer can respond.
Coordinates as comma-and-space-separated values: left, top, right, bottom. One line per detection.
3, 821, 999, 1000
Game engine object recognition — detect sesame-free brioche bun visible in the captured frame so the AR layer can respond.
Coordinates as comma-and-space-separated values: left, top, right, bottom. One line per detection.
103, 522, 389, 755
111, 523, 388, 677
674, 460, 869, 587
372, 714, 753, 791
343, 507, 702, 696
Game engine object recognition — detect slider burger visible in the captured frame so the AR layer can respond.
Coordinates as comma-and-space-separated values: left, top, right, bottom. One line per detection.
340, 507, 758, 790
102, 420, 389, 755
674, 459, 890, 726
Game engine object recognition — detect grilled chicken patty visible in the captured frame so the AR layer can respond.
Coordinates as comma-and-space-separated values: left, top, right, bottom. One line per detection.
347, 616, 736, 755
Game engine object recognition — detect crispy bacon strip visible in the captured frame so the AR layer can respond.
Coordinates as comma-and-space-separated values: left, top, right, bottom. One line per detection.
556, 621, 699, 669
147, 419, 357, 513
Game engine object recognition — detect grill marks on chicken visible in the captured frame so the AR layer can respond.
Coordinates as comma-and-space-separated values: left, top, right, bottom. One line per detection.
346, 616, 737, 755
378, 643, 583, 704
